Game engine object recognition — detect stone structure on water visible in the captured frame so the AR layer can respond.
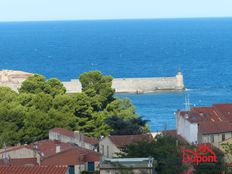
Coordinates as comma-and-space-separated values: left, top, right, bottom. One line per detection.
0, 70, 185, 93
62, 71, 185, 93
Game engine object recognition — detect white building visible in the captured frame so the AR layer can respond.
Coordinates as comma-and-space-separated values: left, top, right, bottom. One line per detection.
49, 128, 99, 151
99, 134, 153, 158
176, 103, 232, 147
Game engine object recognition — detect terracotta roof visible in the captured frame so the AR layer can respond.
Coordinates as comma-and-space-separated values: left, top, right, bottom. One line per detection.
179, 103, 232, 123
198, 121, 232, 134
50, 128, 99, 145
109, 134, 153, 148
27, 140, 74, 157
83, 136, 99, 145
0, 158, 38, 166
42, 147, 101, 165
50, 128, 75, 138
0, 140, 74, 158
0, 166, 68, 174
178, 103, 232, 134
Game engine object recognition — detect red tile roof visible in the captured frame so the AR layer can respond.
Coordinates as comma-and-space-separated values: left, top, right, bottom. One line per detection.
42, 147, 101, 165
83, 136, 99, 145
178, 103, 232, 134
27, 140, 74, 157
0, 140, 74, 158
0, 158, 38, 166
50, 128, 99, 145
109, 134, 153, 148
50, 128, 75, 138
0, 166, 68, 174
198, 121, 232, 134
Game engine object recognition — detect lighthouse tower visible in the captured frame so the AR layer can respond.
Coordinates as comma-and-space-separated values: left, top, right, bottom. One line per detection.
176, 71, 185, 90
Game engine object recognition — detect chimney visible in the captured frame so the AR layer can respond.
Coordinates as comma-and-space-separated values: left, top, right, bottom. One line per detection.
56, 144, 61, 153
36, 153, 41, 166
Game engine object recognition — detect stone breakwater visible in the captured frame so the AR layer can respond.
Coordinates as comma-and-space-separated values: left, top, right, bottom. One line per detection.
0, 70, 185, 93
63, 72, 185, 93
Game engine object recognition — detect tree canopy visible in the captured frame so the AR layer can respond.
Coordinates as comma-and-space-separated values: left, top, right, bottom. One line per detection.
0, 71, 149, 147
120, 135, 227, 174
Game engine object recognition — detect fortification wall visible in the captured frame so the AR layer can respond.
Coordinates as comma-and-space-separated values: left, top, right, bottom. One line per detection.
63, 72, 185, 93
0, 70, 185, 94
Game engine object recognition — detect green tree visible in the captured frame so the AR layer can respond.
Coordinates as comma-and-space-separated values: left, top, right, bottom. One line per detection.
19, 74, 47, 94
0, 87, 18, 103
106, 98, 138, 119
105, 116, 149, 135
0, 70, 149, 146
19, 75, 65, 97
120, 135, 186, 174
80, 71, 115, 110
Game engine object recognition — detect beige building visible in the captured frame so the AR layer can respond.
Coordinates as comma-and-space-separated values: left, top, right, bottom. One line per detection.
176, 103, 232, 148
99, 134, 153, 158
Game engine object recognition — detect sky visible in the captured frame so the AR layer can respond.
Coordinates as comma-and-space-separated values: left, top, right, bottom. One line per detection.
0, 0, 232, 21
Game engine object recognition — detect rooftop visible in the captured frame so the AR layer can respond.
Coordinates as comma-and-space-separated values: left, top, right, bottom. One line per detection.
42, 147, 101, 165
0, 140, 74, 158
0, 166, 68, 174
50, 127, 99, 145
0, 158, 37, 167
178, 103, 232, 134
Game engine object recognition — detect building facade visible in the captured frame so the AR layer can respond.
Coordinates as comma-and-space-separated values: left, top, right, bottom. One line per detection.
99, 134, 153, 158
176, 104, 232, 148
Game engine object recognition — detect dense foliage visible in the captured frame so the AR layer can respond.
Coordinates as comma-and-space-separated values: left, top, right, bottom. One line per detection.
119, 135, 185, 174
120, 135, 227, 174
0, 71, 149, 147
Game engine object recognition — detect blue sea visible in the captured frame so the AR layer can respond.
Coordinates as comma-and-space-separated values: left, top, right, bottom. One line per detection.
1, 18, 232, 131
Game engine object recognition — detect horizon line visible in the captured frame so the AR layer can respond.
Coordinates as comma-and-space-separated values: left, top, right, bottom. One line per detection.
0, 16, 232, 23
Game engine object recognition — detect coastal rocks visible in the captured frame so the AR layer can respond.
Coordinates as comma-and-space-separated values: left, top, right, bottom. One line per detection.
0, 70, 33, 91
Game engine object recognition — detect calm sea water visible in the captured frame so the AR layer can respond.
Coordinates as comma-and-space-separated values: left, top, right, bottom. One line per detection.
1, 18, 232, 131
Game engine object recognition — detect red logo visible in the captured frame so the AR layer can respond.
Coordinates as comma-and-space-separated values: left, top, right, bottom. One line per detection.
182, 145, 217, 165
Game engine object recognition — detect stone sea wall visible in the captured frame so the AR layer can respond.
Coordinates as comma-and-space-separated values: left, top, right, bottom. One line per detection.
0, 70, 185, 93
63, 72, 185, 93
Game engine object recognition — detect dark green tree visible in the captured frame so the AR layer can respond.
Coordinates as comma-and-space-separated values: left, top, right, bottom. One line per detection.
105, 116, 149, 135
120, 135, 186, 174
80, 70, 115, 110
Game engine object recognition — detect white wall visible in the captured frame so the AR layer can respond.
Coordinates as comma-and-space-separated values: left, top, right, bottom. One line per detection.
99, 138, 120, 159
176, 112, 198, 144
63, 73, 185, 93
0, 148, 34, 159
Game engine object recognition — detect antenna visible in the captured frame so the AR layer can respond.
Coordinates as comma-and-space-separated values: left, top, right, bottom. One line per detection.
184, 94, 192, 111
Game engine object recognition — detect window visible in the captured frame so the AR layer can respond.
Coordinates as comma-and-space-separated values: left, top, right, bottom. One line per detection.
222, 134, 225, 141
101, 145, 104, 155
210, 134, 214, 143
107, 145, 109, 158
